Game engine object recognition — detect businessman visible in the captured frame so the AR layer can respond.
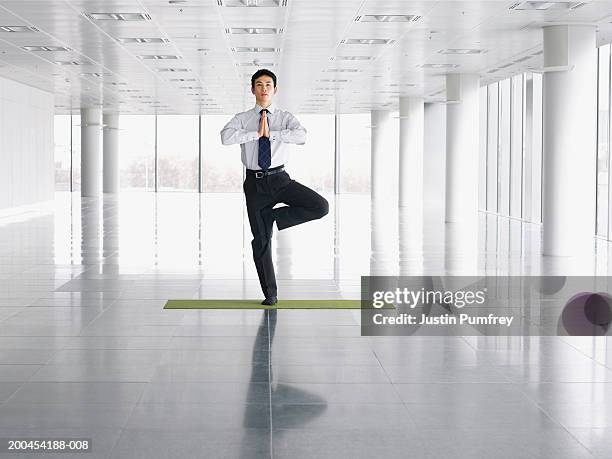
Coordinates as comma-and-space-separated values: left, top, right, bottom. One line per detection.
220, 69, 329, 305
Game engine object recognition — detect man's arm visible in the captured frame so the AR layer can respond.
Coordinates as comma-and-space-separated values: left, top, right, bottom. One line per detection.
220, 114, 260, 145
269, 113, 307, 145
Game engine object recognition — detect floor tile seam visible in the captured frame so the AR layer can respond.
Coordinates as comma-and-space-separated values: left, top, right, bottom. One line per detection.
516, 389, 598, 443
475, 358, 519, 384
77, 326, 180, 336
0, 348, 64, 371
367, 346, 398, 387
383, 375, 437, 440
0, 307, 25, 324
487, 361, 612, 377
107, 363, 153, 458
0, 381, 25, 411
63, 303, 112, 340
131, 401, 274, 407
377, 338, 537, 408
267, 311, 274, 459
1, 400, 146, 409
557, 337, 612, 370
514, 398, 600, 457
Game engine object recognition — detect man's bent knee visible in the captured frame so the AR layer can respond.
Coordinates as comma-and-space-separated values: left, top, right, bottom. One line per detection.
316, 197, 329, 219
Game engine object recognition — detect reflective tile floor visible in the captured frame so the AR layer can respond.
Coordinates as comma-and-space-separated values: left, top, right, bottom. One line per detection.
0, 192, 611, 458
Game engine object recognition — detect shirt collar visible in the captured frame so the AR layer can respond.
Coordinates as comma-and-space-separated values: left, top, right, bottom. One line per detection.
254, 103, 276, 114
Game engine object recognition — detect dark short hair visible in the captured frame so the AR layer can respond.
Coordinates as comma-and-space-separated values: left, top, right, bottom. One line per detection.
251, 69, 277, 88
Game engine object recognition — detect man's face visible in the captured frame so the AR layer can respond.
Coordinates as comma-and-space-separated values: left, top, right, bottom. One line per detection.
251, 76, 277, 104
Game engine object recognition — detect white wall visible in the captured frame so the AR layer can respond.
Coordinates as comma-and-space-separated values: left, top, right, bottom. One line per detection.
424, 103, 446, 215
0, 76, 54, 210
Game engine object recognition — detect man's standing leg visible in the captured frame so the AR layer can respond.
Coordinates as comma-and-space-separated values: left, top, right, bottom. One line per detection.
244, 179, 277, 298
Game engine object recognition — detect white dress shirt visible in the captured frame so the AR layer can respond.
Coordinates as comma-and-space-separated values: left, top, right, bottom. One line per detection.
220, 103, 307, 170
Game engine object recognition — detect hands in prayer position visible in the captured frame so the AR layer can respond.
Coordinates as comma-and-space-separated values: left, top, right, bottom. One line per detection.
258, 110, 270, 138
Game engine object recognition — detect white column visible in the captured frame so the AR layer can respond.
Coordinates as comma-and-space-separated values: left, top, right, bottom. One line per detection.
399, 207, 423, 275
102, 194, 119, 274
445, 74, 480, 224
542, 25, 597, 256
103, 113, 119, 193
398, 97, 424, 275
399, 96, 424, 211
80, 198, 101, 267
423, 103, 446, 216
444, 74, 480, 275
370, 199, 398, 276
80, 107, 102, 197
371, 110, 392, 202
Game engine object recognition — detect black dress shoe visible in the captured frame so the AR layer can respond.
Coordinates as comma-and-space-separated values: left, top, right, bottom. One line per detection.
261, 296, 278, 306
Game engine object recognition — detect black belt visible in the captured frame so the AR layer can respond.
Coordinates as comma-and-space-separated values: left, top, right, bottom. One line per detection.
246, 165, 284, 179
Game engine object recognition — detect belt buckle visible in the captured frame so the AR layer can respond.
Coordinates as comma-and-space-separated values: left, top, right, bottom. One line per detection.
255, 171, 264, 179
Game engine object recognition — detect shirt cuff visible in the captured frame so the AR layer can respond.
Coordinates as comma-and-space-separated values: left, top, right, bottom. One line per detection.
269, 130, 281, 142
249, 131, 259, 142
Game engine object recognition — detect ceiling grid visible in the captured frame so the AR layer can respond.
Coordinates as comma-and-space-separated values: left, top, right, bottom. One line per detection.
0, 0, 608, 114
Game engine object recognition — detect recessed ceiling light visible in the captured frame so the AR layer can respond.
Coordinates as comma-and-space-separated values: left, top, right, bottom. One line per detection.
117, 37, 169, 43
487, 68, 500, 73
217, 0, 287, 6
171, 78, 197, 82
236, 62, 275, 66
341, 38, 395, 45
23, 45, 70, 52
514, 55, 533, 63
419, 63, 459, 69
55, 61, 85, 66
498, 62, 514, 69
326, 68, 359, 73
331, 56, 374, 61
355, 14, 421, 22
139, 55, 181, 60
226, 27, 283, 34
0, 25, 39, 33
231, 47, 280, 52
84, 12, 152, 21
79, 72, 103, 77
509, 1, 587, 10
157, 68, 190, 72
319, 79, 348, 83
438, 49, 486, 55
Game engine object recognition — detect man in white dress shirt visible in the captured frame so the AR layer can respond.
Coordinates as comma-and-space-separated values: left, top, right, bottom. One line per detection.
220, 69, 329, 305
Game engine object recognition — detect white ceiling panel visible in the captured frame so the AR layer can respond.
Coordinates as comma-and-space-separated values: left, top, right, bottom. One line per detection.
0, 0, 610, 113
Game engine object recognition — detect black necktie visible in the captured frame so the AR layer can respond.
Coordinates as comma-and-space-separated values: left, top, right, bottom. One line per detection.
258, 109, 271, 171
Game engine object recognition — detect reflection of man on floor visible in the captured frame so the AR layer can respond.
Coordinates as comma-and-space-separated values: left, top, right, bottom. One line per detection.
241, 309, 327, 440
221, 69, 329, 305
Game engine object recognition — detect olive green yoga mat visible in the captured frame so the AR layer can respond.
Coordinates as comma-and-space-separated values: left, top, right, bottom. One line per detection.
164, 299, 362, 310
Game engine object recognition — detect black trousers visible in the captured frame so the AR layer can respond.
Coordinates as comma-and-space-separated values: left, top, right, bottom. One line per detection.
243, 170, 329, 298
